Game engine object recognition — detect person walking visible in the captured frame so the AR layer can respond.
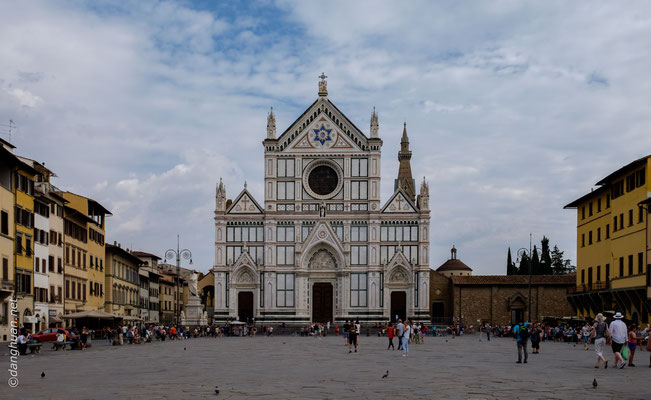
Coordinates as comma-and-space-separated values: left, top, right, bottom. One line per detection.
590, 313, 609, 369
582, 322, 591, 350
627, 324, 642, 367
513, 321, 530, 364
396, 319, 404, 350
609, 312, 628, 369
485, 323, 491, 341
530, 323, 541, 354
348, 322, 358, 353
402, 320, 411, 357
387, 323, 395, 350
343, 320, 350, 345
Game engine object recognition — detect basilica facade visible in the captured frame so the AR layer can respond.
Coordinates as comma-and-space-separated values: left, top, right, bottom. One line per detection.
212, 76, 431, 325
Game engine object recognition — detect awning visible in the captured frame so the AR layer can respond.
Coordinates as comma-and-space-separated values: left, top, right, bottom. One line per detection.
117, 315, 143, 321
63, 310, 117, 320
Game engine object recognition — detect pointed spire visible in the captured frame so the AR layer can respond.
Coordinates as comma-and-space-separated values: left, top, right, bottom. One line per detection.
451, 245, 457, 260
267, 107, 276, 139
396, 121, 415, 202
244, 181, 247, 190
370, 107, 379, 138
215, 178, 226, 212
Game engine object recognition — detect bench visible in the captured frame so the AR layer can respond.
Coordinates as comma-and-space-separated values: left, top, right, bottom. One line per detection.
51, 341, 77, 351
27, 343, 42, 354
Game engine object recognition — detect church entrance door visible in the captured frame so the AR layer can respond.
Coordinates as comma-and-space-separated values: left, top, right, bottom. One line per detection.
391, 291, 407, 322
238, 292, 254, 323
312, 283, 333, 323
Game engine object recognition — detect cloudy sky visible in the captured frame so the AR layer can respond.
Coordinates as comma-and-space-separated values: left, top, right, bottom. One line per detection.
1, 1, 650, 274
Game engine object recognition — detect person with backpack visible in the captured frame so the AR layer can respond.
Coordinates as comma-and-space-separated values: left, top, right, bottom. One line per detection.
513, 321, 531, 364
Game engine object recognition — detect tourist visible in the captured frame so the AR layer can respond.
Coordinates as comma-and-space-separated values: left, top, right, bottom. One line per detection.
396, 319, 404, 350
17, 328, 28, 355
582, 322, 591, 350
609, 312, 627, 369
513, 321, 530, 364
485, 323, 491, 341
530, 324, 542, 354
644, 324, 651, 368
343, 320, 350, 345
402, 320, 411, 357
80, 327, 88, 350
387, 323, 395, 350
627, 324, 642, 367
590, 313, 609, 369
348, 322, 358, 353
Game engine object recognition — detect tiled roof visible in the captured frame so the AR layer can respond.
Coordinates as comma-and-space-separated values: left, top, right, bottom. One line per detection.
436, 259, 473, 272
132, 251, 161, 260
451, 273, 576, 286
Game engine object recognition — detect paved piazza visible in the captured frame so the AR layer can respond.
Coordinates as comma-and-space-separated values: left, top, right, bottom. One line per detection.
4, 335, 649, 399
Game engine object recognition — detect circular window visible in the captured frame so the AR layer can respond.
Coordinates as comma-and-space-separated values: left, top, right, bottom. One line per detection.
308, 165, 338, 196
303, 160, 343, 200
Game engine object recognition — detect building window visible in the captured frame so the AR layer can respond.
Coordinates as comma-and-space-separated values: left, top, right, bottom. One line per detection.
226, 225, 264, 242
260, 273, 264, 308
581, 234, 585, 247
351, 158, 368, 177
588, 231, 592, 245
226, 246, 242, 265
249, 246, 264, 265
350, 181, 368, 200
589, 202, 593, 216
605, 264, 610, 282
350, 273, 367, 307
276, 246, 295, 265
379, 272, 384, 307
581, 206, 585, 219
639, 206, 644, 223
613, 216, 617, 231
628, 254, 633, 275
597, 228, 601, 242
606, 224, 610, 239
381, 225, 418, 242
588, 267, 593, 284
350, 245, 368, 265
350, 225, 368, 242
380, 245, 418, 265
414, 272, 419, 307
277, 158, 295, 178
619, 257, 624, 277
329, 222, 344, 241
277, 225, 295, 242
597, 198, 601, 212
596, 265, 601, 282
638, 252, 644, 274
628, 209, 633, 226
0, 210, 8, 235
301, 224, 314, 241
619, 213, 624, 230
606, 196, 610, 208
581, 270, 585, 284
276, 273, 294, 307
2, 257, 7, 281
277, 181, 295, 200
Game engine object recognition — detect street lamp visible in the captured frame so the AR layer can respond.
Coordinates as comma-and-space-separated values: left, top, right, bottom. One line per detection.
517, 237, 542, 323
165, 235, 192, 327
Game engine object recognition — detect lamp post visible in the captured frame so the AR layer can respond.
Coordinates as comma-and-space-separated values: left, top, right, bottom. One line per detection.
165, 235, 192, 327
517, 234, 541, 323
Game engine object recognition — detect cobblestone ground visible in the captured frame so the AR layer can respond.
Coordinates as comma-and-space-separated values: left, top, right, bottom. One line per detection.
3, 334, 650, 399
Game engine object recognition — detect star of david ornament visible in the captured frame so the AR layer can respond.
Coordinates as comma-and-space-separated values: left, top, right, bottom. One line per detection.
312, 124, 332, 145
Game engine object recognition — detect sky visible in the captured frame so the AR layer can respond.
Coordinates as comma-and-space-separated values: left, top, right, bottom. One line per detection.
1, 1, 650, 274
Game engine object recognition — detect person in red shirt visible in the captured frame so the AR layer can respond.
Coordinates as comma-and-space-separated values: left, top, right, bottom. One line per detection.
387, 323, 395, 350
170, 326, 177, 340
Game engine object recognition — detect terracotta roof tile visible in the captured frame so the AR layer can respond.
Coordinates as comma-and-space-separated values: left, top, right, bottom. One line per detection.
436, 259, 473, 272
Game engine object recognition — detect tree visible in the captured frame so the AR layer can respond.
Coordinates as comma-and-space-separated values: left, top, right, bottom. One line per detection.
551, 245, 566, 275
507, 247, 518, 275
531, 245, 541, 274
540, 236, 553, 275
518, 252, 530, 275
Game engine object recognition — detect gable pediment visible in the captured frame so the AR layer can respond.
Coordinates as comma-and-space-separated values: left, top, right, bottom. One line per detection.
278, 98, 369, 153
227, 189, 264, 214
381, 189, 418, 213
299, 221, 346, 266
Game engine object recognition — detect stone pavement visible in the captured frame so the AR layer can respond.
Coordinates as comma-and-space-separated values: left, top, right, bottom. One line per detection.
3, 334, 649, 399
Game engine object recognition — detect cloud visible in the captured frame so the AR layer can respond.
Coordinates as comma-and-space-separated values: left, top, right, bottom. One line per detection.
1, 0, 651, 274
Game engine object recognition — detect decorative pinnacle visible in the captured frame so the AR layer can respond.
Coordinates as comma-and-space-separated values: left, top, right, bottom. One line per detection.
318, 72, 328, 96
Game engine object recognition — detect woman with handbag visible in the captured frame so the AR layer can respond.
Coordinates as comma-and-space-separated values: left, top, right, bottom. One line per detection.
591, 313, 609, 368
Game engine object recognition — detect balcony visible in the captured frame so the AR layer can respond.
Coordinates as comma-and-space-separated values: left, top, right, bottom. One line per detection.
567, 281, 610, 294
1, 279, 15, 293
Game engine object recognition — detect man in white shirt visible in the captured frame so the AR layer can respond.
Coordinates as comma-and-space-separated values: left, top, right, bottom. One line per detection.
609, 312, 628, 369
396, 320, 404, 350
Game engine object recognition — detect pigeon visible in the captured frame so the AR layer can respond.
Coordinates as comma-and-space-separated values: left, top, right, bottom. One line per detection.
215, 386, 220, 395
184, 347, 187, 351
593, 378, 597, 388
445, 340, 448, 343
573, 344, 576, 348
41, 372, 45, 378
381, 370, 389, 379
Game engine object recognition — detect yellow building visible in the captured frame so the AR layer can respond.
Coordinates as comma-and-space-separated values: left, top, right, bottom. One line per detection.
105, 243, 141, 318
159, 272, 177, 325
565, 155, 650, 324
63, 192, 111, 314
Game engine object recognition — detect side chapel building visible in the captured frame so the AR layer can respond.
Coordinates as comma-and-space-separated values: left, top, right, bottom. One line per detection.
212, 75, 431, 325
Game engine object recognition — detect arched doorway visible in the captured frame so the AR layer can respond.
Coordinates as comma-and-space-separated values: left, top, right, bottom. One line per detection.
238, 292, 254, 323
312, 283, 333, 323
391, 291, 406, 322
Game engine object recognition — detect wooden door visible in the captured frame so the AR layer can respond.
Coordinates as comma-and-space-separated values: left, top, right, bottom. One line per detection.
312, 283, 333, 323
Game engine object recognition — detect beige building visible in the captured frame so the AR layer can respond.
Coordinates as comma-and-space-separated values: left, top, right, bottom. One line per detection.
0, 141, 19, 340
159, 272, 177, 325
105, 243, 142, 318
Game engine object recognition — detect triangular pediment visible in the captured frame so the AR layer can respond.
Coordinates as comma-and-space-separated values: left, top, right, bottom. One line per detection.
227, 188, 264, 214
233, 250, 257, 273
381, 189, 418, 213
278, 98, 369, 153
298, 221, 346, 266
